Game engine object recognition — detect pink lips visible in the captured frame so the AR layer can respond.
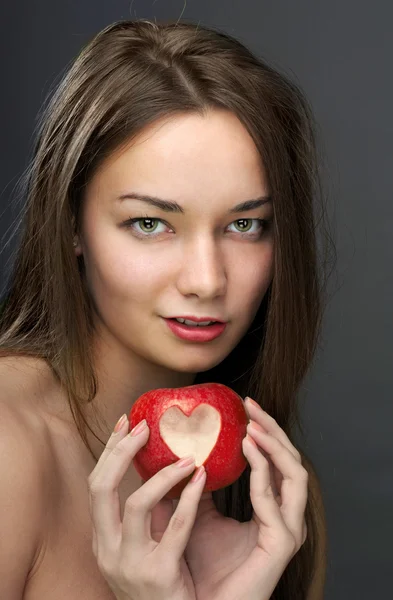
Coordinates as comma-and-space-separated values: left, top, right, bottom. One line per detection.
168, 315, 226, 323
164, 318, 226, 342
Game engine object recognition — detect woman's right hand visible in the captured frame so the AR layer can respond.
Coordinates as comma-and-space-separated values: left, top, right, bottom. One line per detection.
87, 415, 207, 600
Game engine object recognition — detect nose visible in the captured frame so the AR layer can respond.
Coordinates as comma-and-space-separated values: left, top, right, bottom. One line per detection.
176, 235, 227, 300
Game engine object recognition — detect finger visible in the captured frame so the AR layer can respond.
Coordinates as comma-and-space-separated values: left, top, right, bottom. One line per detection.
245, 398, 301, 462
247, 423, 308, 540
157, 465, 207, 562
88, 414, 130, 484
242, 434, 284, 531
87, 416, 131, 550
247, 420, 282, 499
121, 456, 198, 556
88, 421, 150, 552
152, 486, 212, 543
173, 491, 215, 517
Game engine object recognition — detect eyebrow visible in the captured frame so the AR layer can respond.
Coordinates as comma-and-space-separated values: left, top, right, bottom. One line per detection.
118, 192, 272, 214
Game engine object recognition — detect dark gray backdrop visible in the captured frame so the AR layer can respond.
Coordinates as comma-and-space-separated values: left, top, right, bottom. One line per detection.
1, 1, 392, 598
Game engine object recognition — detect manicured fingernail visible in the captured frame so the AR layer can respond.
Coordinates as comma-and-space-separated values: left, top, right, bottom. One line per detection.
130, 419, 147, 436
245, 397, 261, 409
175, 455, 195, 468
248, 420, 265, 433
191, 465, 205, 483
113, 414, 127, 433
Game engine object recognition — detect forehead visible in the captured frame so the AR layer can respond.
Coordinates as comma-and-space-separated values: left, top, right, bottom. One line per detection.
87, 110, 269, 204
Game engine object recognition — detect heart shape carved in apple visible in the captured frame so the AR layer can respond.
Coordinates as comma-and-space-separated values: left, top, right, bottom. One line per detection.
159, 404, 221, 467
129, 382, 249, 498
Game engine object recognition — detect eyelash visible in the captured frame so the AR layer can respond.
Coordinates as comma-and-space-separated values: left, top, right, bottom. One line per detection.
121, 216, 272, 239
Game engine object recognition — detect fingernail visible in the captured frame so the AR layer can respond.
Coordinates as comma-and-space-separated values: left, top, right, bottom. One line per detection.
245, 397, 260, 409
191, 465, 205, 483
130, 419, 147, 436
248, 420, 265, 433
175, 455, 195, 468
113, 414, 127, 433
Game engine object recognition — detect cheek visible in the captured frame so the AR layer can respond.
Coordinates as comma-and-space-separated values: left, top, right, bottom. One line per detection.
228, 247, 273, 336
232, 244, 274, 303
86, 242, 171, 303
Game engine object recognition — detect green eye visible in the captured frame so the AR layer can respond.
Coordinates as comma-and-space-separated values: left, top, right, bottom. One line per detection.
137, 218, 160, 233
233, 219, 253, 233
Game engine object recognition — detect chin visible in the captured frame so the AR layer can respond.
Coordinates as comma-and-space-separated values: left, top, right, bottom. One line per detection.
161, 350, 230, 375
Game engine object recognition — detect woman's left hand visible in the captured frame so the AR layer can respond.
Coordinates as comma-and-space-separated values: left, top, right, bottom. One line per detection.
178, 396, 309, 600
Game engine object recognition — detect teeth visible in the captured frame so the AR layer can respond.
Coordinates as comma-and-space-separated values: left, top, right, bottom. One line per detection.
175, 318, 215, 326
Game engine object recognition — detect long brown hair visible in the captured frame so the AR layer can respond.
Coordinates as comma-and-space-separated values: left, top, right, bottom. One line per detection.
0, 19, 336, 599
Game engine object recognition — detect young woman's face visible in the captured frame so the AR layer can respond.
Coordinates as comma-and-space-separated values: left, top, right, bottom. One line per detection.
78, 110, 274, 375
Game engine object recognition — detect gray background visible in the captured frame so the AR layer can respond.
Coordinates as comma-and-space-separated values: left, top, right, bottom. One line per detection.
1, 1, 392, 597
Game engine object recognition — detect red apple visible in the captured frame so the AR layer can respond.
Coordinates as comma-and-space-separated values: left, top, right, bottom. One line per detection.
128, 382, 249, 499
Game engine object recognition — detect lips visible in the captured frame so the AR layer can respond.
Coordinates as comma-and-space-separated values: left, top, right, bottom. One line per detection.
168, 316, 226, 324
164, 318, 227, 342
171, 319, 212, 325
170, 318, 217, 326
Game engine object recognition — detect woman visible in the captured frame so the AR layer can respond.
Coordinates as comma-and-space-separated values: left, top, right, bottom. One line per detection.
0, 19, 335, 599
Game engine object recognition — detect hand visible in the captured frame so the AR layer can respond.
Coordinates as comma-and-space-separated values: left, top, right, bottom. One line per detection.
87, 416, 208, 600
179, 397, 309, 600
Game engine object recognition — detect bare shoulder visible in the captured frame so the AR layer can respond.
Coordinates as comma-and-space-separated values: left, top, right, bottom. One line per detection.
0, 354, 56, 400
0, 357, 58, 598
301, 452, 328, 600
0, 356, 60, 467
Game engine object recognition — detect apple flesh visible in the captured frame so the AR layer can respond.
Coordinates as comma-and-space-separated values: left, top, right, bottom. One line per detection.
128, 382, 249, 499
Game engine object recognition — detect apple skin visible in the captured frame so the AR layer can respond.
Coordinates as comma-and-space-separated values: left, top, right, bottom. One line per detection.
128, 382, 249, 499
